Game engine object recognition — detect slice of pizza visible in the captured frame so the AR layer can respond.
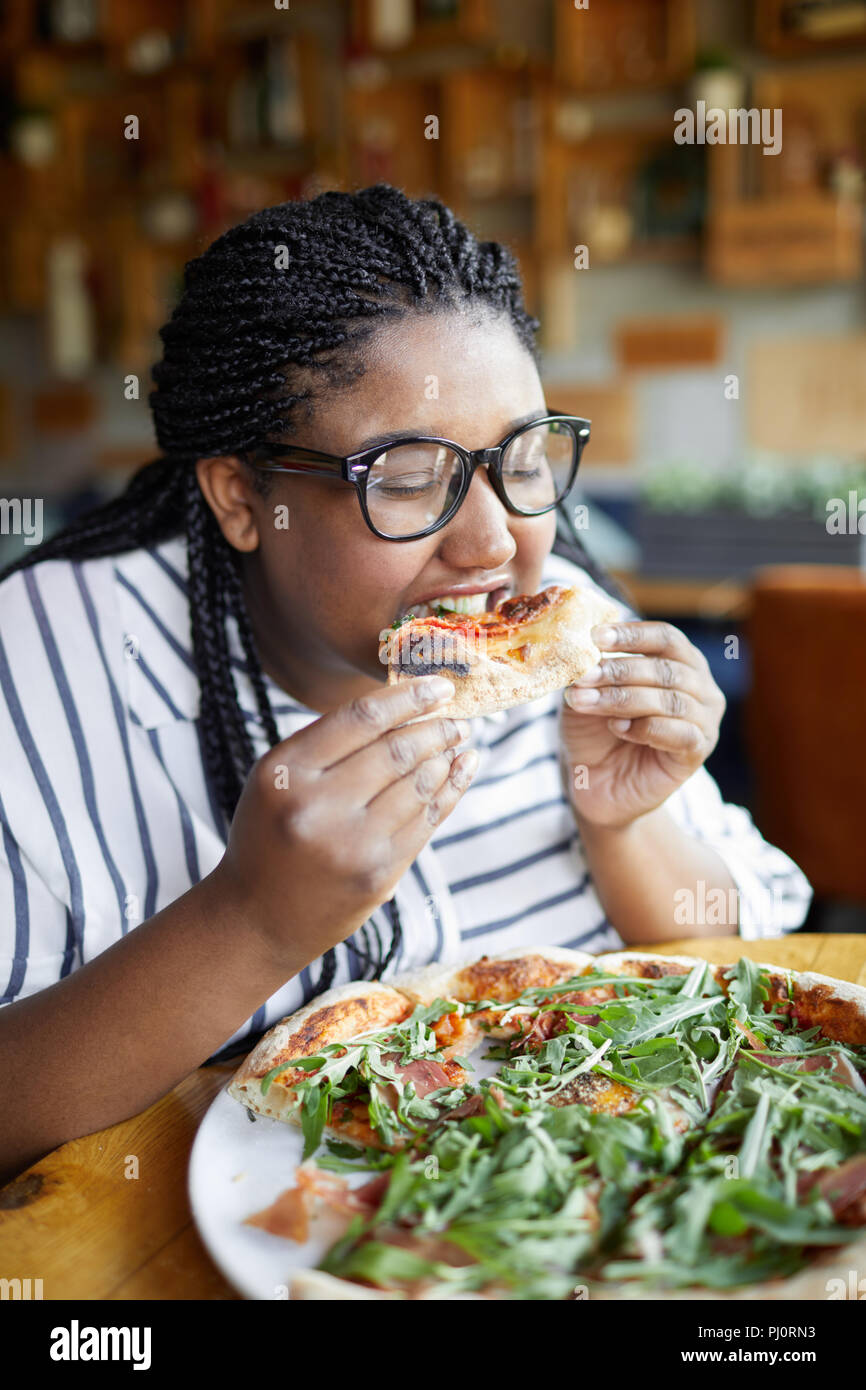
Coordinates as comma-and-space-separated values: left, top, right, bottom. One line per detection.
228, 981, 411, 1125
378, 583, 620, 720
228, 981, 471, 1151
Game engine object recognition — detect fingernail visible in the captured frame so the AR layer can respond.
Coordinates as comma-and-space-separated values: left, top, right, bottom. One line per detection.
609, 718, 631, 734
453, 749, 479, 787
567, 687, 600, 705
576, 665, 602, 683
418, 676, 455, 702
592, 625, 616, 645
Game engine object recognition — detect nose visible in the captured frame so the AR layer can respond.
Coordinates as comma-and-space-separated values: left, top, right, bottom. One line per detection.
436, 462, 516, 569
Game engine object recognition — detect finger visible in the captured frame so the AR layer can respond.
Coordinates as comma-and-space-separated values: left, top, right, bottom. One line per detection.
605, 715, 711, 757
591, 620, 708, 672
331, 717, 471, 806
276, 676, 458, 771
389, 749, 481, 856
571, 655, 705, 699
564, 681, 706, 727
365, 746, 461, 831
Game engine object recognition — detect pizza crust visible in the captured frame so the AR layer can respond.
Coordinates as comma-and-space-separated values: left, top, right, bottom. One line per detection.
228, 981, 413, 1123
594, 950, 707, 978
396, 945, 596, 1006
757, 966, 866, 1045
397, 946, 597, 1040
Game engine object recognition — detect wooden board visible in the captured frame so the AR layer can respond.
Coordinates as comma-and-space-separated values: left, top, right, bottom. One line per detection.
707, 194, 862, 287
31, 384, 99, 434
615, 312, 724, 370
0, 1063, 239, 1301
754, 61, 866, 155
440, 67, 537, 201
747, 335, 866, 455
344, 76, 440, 197
652, 935, 866, 988
553, 0, 695, 91
542, 379, 636, 465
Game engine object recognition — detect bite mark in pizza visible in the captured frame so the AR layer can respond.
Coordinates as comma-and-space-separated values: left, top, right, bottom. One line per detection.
378, 584, 621, 720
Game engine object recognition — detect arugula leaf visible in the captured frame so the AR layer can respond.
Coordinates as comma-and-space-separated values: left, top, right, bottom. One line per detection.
300, 1083, 331, 1161
726, 957, 770, 1016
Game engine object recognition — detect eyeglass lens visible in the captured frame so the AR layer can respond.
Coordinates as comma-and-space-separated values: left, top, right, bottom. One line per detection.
364, 421, 577, 538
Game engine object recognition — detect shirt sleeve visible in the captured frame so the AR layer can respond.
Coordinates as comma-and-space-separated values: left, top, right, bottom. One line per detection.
547, 558, 813, 938
0, 811, 77, 1006
663, 767, 813, 941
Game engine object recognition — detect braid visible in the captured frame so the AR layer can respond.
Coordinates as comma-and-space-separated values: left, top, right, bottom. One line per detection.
0, 184, 554, 1000
223, 559, 281, 750
183, 471, 259, 829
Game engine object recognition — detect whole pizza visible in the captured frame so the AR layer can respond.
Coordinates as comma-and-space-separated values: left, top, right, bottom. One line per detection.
227, 948, 866, 1300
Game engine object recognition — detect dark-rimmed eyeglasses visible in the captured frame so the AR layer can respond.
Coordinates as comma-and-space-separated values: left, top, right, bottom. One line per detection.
242, 412, 591, 541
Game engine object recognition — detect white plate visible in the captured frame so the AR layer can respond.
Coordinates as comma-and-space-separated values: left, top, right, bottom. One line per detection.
188, 1057, 502, 1300
189, 1081, 332, 1301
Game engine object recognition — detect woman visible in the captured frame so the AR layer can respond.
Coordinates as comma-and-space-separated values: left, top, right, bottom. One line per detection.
0, 185, 810, 1181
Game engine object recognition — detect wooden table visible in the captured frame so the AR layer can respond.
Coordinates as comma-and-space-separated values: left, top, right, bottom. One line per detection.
2, 934, 864, 1301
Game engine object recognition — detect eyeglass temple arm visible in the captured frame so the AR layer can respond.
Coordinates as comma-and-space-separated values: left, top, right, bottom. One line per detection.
245, 445, 346, 479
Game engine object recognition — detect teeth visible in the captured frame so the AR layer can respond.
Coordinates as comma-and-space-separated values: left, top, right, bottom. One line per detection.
415, 593, 490, 618
443, 593, 489, 615
402, 590, 506, 622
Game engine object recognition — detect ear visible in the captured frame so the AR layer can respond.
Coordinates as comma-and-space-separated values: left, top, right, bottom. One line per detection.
195, 457, 260, 553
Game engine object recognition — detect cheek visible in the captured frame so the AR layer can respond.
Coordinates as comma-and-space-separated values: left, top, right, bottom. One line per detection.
292, 521, 433, 632
514, 513, 557, 574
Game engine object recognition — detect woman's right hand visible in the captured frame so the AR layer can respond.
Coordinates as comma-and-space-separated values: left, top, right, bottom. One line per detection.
214, 676, 478, 974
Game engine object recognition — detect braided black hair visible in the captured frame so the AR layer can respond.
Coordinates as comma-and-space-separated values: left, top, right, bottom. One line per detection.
0, 183, 623, 998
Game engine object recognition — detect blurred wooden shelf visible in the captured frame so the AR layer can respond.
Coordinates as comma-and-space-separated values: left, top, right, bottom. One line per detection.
610, 570, 750, 620
756, 0, 866, 54
707, 193, 862, 287
1, 0, 865, 379
553, 0, 695, 93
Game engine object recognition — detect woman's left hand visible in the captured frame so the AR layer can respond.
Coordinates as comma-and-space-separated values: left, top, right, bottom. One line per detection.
561, 620, 726, 830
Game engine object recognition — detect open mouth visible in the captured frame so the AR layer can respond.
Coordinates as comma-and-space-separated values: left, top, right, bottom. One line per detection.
399, 587, 510, 622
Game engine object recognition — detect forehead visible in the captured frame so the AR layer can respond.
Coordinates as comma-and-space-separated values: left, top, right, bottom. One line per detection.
318, 309, 543, 451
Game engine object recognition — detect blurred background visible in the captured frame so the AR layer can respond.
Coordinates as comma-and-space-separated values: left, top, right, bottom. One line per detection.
0, 0, 864, 929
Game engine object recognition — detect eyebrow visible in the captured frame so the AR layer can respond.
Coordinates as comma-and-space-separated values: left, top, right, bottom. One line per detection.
354, 408, 549, 452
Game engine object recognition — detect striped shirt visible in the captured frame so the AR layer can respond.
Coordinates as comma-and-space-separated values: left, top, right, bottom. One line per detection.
0, 536, 813, 1061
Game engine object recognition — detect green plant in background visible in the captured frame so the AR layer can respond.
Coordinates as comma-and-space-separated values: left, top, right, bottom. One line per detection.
641, 458, 866, 521
693, 44, 737, 72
